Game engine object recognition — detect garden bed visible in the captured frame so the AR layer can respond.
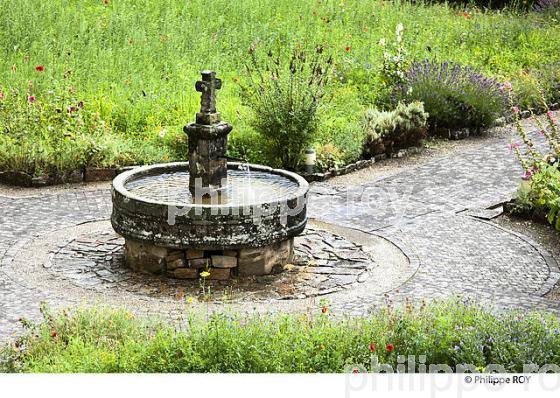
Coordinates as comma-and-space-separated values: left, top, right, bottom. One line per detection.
2, 299, 560, 373
0, 105, 555, 187
0, 168, 123, 187
503, 199, 551, 226
0, 146, 425, 186
1, 0, 559, 182
302, 146, 423, 182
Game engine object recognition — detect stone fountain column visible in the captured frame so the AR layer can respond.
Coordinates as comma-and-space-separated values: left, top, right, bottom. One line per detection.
112, 70, 307, 279
183, 71, 233, 199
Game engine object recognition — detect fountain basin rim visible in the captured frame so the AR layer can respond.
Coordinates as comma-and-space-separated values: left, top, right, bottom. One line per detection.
112, 161, 309, 209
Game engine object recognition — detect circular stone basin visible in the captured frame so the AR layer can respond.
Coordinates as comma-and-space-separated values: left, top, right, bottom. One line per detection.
111, 162, 309, 250
125, 168, 300, 205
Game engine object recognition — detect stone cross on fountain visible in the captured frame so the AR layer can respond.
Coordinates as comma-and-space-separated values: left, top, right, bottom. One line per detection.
195, 70, 221, 120
184, 71, 233, 198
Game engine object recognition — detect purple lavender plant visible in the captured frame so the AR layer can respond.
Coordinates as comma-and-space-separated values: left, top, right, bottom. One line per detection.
532, 0, 560, 11
392, 60, 507, 133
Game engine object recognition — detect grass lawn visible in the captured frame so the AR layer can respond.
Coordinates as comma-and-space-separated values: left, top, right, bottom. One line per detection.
1, 0, 559, 174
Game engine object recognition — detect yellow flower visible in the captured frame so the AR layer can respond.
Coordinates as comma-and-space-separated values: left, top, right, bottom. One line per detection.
200, 271, 210, 278
187, 296, 194, 304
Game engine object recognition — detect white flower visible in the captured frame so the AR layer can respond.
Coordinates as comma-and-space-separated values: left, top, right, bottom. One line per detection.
396, 23, 404, 34
378, 38, 386, 46
158, 128, 167, 138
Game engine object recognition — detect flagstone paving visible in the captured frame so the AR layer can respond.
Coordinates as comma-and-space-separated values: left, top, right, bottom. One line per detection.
1, 122, 560, 336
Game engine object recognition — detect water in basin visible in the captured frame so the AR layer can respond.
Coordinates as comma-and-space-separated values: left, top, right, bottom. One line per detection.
124, 169, 299, 205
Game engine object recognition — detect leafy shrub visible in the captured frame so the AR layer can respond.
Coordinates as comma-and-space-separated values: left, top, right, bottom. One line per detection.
392, 60, 507, 133
513, 164, 560, 229
315, 143, 344, 172
510, 66, 560, 113
3, 299, 560, 373
363, 101, 428, 157
509, 89, 560, 230
240, 45, 333, 170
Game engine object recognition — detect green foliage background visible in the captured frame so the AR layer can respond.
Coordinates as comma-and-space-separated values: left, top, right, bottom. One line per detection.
0, 0, 559, 172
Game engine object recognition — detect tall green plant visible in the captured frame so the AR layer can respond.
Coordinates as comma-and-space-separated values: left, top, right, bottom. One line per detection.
240, 44, 333, 170
507, 83, 560, 230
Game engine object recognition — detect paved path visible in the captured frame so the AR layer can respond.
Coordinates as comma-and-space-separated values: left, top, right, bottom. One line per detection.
309, 129, 560, 313
1, 124, 560, 336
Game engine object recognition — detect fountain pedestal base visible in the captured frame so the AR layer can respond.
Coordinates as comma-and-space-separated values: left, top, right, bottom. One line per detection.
123, 238, 295, 279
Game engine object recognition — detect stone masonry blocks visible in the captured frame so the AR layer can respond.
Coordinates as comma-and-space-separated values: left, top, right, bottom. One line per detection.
123, 238, 294, 279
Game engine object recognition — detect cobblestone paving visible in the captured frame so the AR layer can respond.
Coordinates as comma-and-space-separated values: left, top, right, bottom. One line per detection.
1, 127, 560, 336
309, 130, 560, 314
38, 225, 375, 300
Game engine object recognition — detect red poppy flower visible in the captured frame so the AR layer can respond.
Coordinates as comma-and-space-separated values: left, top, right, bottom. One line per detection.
386, 343, 394, 352
50, 330, 58, 338
345, 46, 351, 52
35, 65, 44, 72
352, 368, 358, 373
462, 11, 471, 19
321, 307, 328, 314
370, 342, 375, 353
28, 95, 35, 103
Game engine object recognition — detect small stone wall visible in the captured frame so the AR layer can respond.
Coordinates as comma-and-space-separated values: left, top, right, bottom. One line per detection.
124, 238, 294, 279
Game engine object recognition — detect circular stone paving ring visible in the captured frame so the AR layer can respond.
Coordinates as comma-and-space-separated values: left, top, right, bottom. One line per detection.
111, 162, 309, 278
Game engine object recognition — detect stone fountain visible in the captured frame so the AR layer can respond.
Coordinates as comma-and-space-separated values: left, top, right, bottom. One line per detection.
111, 71, 308, 280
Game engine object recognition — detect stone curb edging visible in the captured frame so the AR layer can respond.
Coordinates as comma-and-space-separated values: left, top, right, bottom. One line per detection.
2, 107, 558, 188
373, 230, 422, 291
302, 146, 424, 183
0, 167, 129, 188
0, 148, 427, 186
304, 104, 560, 183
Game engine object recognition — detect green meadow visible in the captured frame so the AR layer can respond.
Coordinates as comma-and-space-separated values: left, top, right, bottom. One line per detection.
1, 0, 559, 174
